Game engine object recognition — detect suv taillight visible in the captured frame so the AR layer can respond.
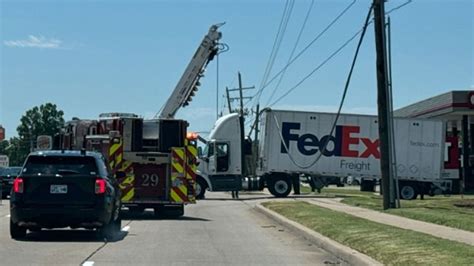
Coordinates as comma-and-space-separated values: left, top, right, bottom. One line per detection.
13, 178, 24, 193
95, 179, 106, 194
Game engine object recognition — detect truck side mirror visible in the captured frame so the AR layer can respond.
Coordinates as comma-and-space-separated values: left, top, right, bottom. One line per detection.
198, 147, 203, 157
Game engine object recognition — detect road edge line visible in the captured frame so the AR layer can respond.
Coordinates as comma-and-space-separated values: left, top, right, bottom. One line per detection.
255, 202, 382, 266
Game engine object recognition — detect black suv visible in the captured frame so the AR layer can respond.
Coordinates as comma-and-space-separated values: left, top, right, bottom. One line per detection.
1, 166, 22, 198
10, 150, 122, 239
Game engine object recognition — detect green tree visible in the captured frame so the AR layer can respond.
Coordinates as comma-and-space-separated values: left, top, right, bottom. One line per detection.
0, 139, 9, 154
4, 137, 26, 166
11, 103, 65, 165
0, 138, 25, 166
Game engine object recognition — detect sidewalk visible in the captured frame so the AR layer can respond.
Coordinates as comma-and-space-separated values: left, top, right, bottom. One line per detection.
299, 198, 474, 246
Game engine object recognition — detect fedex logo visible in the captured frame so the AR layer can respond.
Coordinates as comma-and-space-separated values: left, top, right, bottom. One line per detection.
280, 122, 380, 159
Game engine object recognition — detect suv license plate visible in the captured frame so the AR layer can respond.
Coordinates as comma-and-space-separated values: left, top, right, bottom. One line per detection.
50, 185, 68, 194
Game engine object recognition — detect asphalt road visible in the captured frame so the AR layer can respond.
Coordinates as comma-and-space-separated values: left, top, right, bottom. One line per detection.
0, 192, 344, 266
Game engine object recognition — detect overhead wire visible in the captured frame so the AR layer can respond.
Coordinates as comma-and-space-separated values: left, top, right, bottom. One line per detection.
266, 0, 315, 106
386, 0, 412, 14
268, 0, 413, 107
257, 0, 295, 104
269, 25, 363, 107
258, 0, 289, 92
251, 0, 357, 106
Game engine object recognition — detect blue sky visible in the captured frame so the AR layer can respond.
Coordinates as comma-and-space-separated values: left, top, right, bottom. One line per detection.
1, 0, 473, 138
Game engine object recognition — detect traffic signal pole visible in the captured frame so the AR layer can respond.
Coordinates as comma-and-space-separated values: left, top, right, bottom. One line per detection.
373, 0, 395, 209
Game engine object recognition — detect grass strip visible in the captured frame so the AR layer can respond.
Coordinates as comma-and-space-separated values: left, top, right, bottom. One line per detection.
263, 201, 474, 265
301, 186, 474, 232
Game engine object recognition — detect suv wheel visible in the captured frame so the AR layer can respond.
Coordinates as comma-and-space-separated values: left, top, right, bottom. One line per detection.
113, 216, 122, 233
99, 223, 113, 240
99, 210, 122, 240
10, 219, 27, 239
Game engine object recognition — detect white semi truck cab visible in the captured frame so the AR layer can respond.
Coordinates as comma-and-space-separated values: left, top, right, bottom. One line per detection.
198, 113, 243, 192
196, 112, 299, 199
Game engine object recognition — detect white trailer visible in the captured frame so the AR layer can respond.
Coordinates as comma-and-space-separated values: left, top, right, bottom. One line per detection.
196, 109, 449, 200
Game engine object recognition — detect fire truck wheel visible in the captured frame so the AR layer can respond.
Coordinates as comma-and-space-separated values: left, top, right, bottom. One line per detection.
174, 205, 184, 217
155, 205, 184, 218
195, 177, 207, 199
128, 206, 145, 214
166, 205, 184, 217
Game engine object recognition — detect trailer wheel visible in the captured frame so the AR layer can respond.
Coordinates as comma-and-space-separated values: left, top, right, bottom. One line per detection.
360, 179, 376, 192
400, 183, 418, 200
268, 175, 292, 198
195, 177, 207, 200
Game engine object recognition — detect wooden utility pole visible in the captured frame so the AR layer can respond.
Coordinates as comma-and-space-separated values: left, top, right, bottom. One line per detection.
227, 72, 255, 115
373, 0, 395, 209
254, 104, 260, 143
238, 72, 244, 116
226, 87, 232, 113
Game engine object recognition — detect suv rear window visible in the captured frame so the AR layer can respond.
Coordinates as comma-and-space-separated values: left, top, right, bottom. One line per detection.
23, 156, 98, 176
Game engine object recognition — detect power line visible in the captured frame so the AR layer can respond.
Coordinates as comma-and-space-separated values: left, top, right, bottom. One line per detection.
267, 0, 414, 107
386, 0, 412, 14
258, 0, 289, 91
257, 0, 295, 104
251, 0, 356, 106
266, 0, 315, 106
269, 24, 365, 107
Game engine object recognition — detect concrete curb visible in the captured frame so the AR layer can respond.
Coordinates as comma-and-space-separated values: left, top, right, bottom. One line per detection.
255, 203, 382, 266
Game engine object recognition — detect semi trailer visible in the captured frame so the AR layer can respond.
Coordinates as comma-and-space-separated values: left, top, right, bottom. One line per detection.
195, 108, 453, 200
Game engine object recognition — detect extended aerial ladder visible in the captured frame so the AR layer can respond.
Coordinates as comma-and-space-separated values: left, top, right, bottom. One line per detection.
158, 23, 224, 119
